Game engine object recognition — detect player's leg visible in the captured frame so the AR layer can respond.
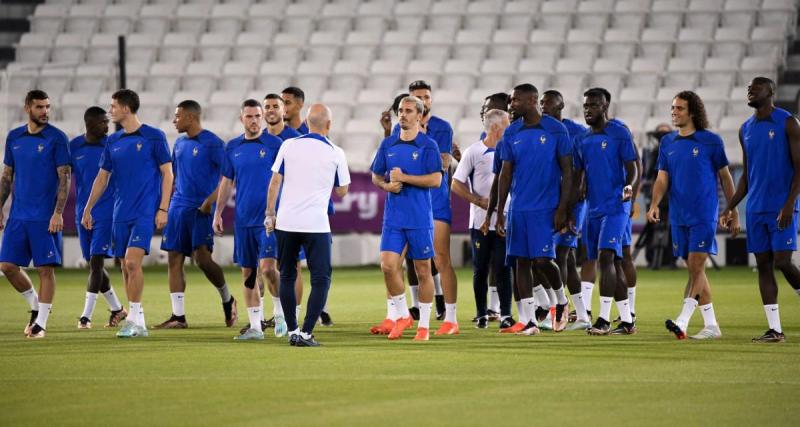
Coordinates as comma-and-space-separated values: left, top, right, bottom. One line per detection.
153, 251, 188, 329
750, 212, 787, 342
487, 260, 501, 320
405, 252, 420, 319
371, 228, 407, 334
119, 247, 148, 337
589, 248, 618, 335
194, 245, 237, 327
0, 259, 39, 335
295, 261, 305, 324
412, 255, 434, 341
685, 251, 720, 339
0, 219, 41, 335
471, 228, 491, 328
235, 266, 264, 340
23, 221, 63, 338
608, 257, 635, 335
382, 249, 411, 339
491, 232, 514, 325
296, 232, 332, 346
432, 254, 445, 320
433, 219, 458, 332
514, 258, 540, 335
772, 210, 800, 294
259, 228, 284, 337
275, 232, 301, 341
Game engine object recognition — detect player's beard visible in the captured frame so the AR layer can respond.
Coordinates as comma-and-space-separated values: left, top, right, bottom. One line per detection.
30, 113, 48, 127
747, 99, 762, 108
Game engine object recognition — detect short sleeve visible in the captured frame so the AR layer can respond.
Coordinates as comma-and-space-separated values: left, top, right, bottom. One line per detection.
210, 143, 225, 171
434, 122, 453, 155
498, 139, 514, 163
619, 134, 637, 162
423, 144, 443, 174
271, 142, 286, 175
711, 139, 729, 171
492, 140, 504, 174
153, 134, 172, 165
556, 131, 573, 158
100, 143, 112, 171
452, 146, 473, 183
335, 147, 351, 187
53, 132, 70, 167
221, 149, 235, 179
656, 141, 668, 172
370, 142, 387, 176
3, 135, 13, 168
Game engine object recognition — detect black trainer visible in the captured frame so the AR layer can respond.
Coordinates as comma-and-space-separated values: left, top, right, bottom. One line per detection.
435, 295, 445, 320
665, 319, 687, 340
752, 329, 786, 343
295, 334, 320, 347
535, 307, 549, 323
289, 334, 299, 346
25, 310, 38, 334
27, 323, 45, 338
264, 316, 276, 328
319, 311, 334, 326
498, 316, 516, 329
238, 320, 269, 335
487, 309, 501, 321
222, 296, 237, 327
476, 316, 488, 329
78, 316, 91, 329
587, 318, 611, 335
409, 306, 420, 321
610, 321, 637, 335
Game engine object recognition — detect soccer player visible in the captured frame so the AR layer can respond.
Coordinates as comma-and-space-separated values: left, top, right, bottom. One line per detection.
82, 89, 174, 338
720, 77, 800, 343
649, 91, 738, 340
213, 99, 284, 340
452, 109, 513, 329
539, 89, 591, 330
282, 86, 308, 134
371, 95, 443, 341
155, 100, 236, 329
576, 88, 638, 336
71, 106, 126, 329
495, 83, 574, 336
0, 89, 70, 339
265, 104, 350, 346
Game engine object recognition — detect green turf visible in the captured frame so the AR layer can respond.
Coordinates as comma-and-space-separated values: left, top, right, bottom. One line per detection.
0, 266, 798, 426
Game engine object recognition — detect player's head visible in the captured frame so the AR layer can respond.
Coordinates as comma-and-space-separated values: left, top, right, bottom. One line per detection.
408, 80, 432, 116
672, 91, 708, 131
240, 98, 263, 137
263, 93, 285, 126
481, 92, 510, 123
83, 106, 109, 138
173, 99, 202, 133
509, 83, 538, 120
747, 76, 776, 109
306, 103, 332, 136
484, 109, 510, 139
391, 93, 409, 116
539, 90, 564, 118
24, 89, 50, 127
398, 95, 424, 131
583, 88, 609, 127
110, 89, 140, 124
281, 86, 305, 121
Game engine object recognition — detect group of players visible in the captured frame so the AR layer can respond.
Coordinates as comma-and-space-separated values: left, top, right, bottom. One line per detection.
1, 74, 798, 344
367, 76, 798, 343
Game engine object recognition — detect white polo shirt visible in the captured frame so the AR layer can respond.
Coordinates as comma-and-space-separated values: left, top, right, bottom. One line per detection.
452, 139, 508, 230
271, 133, 350, 233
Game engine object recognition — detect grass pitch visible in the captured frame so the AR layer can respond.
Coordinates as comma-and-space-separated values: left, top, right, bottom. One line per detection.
0, 265, 798, 426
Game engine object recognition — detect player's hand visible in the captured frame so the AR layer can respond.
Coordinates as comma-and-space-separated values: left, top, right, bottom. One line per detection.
198, 201, 212, 215
389, 167, 405, 183
728, 209, 741, 238
380, 110, 392, 134
496, 212, 506, 237
479, 216, 490, 236
622, 184, 633, 201
385, 181, 403, 194
81, 210, 94, 230
0, 209, 5, 230
630, 201, 638, 218
264, 212, 276, 235
646, 206, 660, 223
155, 210, 168, 230
777, 203, 795, 230
213, 214, 224, 236
474, 197, 489, 210
48, 213, 63, 233
452, 142, 462, 162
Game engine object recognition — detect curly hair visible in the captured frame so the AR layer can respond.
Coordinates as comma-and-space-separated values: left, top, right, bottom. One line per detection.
674, 90, 709, 130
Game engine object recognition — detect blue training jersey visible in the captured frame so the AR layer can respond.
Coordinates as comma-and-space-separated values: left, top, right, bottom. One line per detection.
294, 122, 309, 135
70, 135, 114, 222
393, 115, 454, 208
577, 121, 638, 218
222, 132, 283, 227
101, 124, 172, 223
3, 123, 70, 222
371, 132, 443, 229
277, 126, 302, 141
657, 130, 729, 225
498, 116, 573, 212
562, 117, 588, 170
171, 129, 226, 209
741, 107, 799, 213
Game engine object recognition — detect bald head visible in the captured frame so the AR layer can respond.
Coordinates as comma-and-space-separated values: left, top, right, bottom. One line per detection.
306, 103, 332, 135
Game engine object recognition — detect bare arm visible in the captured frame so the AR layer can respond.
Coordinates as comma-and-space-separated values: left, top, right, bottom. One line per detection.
440, 153, 451, 171
198, 184, 220, 215
727, 129, 749, 211
266, 172, 282, 216
155, 162, 173, 230
495, 161, 514, 236
718, 165, 740, 236
451, 178, 488, 209
0, 165, 13, 209
372, 172, 401, 193
631, 142, 643, 217
48, 165, 71, 233
646, 170, 669, 223
778, 116, 800, 228
334, 185, 349, 198
213, 177, 233, 235
81, 169, 111, 230
391, 169, 442, 188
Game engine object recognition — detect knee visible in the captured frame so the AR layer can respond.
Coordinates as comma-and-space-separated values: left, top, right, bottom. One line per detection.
37, 266, 54, 279
380, 260, 400, 275
123, 258, 141, 274
755, 257, 774, 272
89, 256, 105, 271
773, 254, 794, 271
0, 262, 18, 276
598, 251, 615, 267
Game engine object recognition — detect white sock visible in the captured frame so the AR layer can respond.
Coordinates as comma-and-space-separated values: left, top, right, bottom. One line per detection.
259, 296, 265, 322
81, 292, 98, 320
515, 300, 522, 319
545, 288, 557, 307
764, 304, 782, 333
533, 285, 550, 309
599, 296, 613, 322
419, 302, 432, 329
323, 302, 329, 311
386, 299, 398, 320
581, 281, 594, 312
102, 288, 122, 311
445, 303, 457, 323
676, 298, 698, 330
139, 304, 146, 328
410, 285, 420, 308
20, 288, 39, 311
627, 287, 637, 314
699, 303, 717, 327
615, 299, 632, 323
217, 284, 232, 303
489, 287, 500, 312
433, 274, 443, 295
296, 305, 301, 320
554, 287, 568, 305
300, 331, 312, 339
170, 292, 185, 316
571, 292, 589, 322
35, 302, 52, 329
520, 297, 535, 325
129, 302, 142, 327
272, 296, 284, 317
392, 294, 410, 318
247, 306, 261, 331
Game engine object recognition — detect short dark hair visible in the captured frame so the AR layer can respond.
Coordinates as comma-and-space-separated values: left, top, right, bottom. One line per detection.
752, 76, 777, 94
281, 87, 305, 102
674, 90, 709, 130
25, 89, 49, 106
408, 80, 432, 92
542, 89, 563, 100
513, 83, 538, 95
264, 93, 284, 103
177, 99, 202, 116
486, 92, 511, 105
112, 89, 140, 113
241, 98, 262, 110
584, 87, 611, 103
391, 92, 409, 115
83, 106, 107, 122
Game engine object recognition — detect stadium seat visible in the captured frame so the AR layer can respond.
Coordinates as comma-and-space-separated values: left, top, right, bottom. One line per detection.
100, 4, 142, 35
73, 64, 112, 94
137, 4, 176, 37
61, 91, 97, 122
29, 4, 68, 35
14, 33, 53, 64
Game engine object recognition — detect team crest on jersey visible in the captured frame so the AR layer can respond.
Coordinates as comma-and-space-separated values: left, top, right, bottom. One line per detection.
37, 143, 44, 153
136, 142, 142, 151
412, 151, 419, 160
542, 244, 550, 252
601, 141, 607, 150
259, 149, 266, 158
769, 129, 775, 140
539, 135, 547, 144
192, 147, 199, 156
475, 241, 481, 249
692, 147, 699, 157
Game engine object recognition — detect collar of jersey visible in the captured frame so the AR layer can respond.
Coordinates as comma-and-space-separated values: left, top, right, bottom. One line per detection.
300, 132, 333, 146
22, 125, 48, 138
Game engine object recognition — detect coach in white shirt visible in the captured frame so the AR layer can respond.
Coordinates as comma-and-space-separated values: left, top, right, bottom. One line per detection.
451, 109, 513, 328
265, 104, 350, 347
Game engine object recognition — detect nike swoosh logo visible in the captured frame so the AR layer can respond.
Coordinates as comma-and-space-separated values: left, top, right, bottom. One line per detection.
388, 153, 396, 157
234, 153, 242, 157
75, 155, 85, 160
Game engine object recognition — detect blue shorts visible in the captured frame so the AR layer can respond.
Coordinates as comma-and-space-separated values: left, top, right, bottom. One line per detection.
584, 212, 628, 260
746, 210, 798, 253
380, 226, 434, 260
77, 219, 113, 261
508, 209, 556, 259
234, 225, 277, 268
555, 201, 587, 249
112, 218, 155, 257
0, 219, 62, 267
160, 206, 214, 256
671, 222, 718, 259
433, 200, 452, 224
622, 216, 632, 247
